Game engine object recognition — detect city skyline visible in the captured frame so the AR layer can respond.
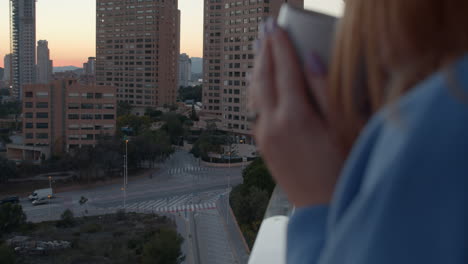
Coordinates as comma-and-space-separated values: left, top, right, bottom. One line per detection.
0, 0, 343, 68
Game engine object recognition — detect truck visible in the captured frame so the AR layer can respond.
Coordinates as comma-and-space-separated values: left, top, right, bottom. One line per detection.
28, 188, 53, 201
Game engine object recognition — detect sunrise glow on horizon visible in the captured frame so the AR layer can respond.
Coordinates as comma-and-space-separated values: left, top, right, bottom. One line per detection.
0, 0, 342, 68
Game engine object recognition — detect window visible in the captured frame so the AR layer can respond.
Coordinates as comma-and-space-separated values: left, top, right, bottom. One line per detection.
25, 133, 34, 139
81, 114, 94, 120
68, 114, 79, 120
25, 92, 33, 98
36, 112, 48, 118
81, 103, 94, 109
25, 123, 33, 129
68, 103, 80, 109
103, 114, 115, 120
68, 124, 79, 130
36, 92, 49, 98
25, 102, 33, 108
36, 102, 49, 108
36, 123, 49, 129
25, 112, 33, 118
36, 133, 49, 139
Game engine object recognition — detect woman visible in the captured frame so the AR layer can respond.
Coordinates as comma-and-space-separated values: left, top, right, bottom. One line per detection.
249, 0, 468, 263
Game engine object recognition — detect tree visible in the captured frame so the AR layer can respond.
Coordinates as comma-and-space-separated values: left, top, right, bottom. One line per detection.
0, 156, 16, 183
56, 209, 75, 228
161, 113, 185, 145
0, 203, 27, 234
178, 85, 202, 102
242, 158, 275, 195
128, 130, 174, 169
117, 101, 133, 117
145, 108, 164, 121
0, 242, 15, 264
229, 158, 275, 248
189, 104, 198, 121
118, 114, 152, 136
142, 228, 185, 264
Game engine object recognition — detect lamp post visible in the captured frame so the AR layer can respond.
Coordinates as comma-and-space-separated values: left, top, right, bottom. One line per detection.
123, 137, 129, 209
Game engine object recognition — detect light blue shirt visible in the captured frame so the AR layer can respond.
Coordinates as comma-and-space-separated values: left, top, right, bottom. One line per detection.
287, 54, 468, 264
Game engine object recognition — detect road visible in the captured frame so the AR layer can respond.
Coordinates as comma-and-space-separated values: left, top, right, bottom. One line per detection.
19, 149, 248, 264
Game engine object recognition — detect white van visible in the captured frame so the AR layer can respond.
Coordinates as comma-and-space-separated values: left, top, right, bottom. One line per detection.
28, 188, 53, 201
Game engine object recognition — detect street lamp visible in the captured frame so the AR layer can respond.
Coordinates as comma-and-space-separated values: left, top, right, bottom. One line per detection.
123, 137, 129, 209
48, 194, 51, 217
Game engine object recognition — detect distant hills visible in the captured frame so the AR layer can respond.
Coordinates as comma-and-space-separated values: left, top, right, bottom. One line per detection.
53, 66, 81, 73
191, 57, 203, 74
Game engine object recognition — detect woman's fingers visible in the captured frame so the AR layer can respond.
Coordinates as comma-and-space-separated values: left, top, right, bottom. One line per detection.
270, 28, 309, 109
304, 52, 329, 120
249, 36, 277, 113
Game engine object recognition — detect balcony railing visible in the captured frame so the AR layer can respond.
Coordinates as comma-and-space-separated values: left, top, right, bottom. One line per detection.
248, 186, 293, 264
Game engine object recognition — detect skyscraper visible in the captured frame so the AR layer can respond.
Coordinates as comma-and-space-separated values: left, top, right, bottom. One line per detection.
202, 0, 303, 139
10, 0, 36, 100
3, 54, 12, 83
179, 53, 192, 88
36, 40, 53, 84
96, 0, 180, 114
83, 57, 96, 75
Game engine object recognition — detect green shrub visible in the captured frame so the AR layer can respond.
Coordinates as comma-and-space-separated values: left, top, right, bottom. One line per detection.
0, 242, 15, 264
142, 228, 185, 264
56, 209, 75, 228
81, 223, 102, 233
116, 209, 126, 221
0, 203, 27, 234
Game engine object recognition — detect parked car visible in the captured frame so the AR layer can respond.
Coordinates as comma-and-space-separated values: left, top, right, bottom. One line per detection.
32, 197, 49, 206
0, 196, 20, 205
28, 188, 53, 201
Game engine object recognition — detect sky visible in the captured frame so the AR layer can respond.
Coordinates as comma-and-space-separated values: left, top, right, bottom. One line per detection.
0, 0, 343, 68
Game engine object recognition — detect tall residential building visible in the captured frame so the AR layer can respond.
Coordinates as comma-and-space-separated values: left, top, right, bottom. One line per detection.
202, 0, 303, 139
3, 54, 12, 82
96, 0, 180, 113
9, 79, 117, 159
10, 0, 36, 100
179, 53, 192, 88
36, 40, 53, 84
83, 57, 96, 75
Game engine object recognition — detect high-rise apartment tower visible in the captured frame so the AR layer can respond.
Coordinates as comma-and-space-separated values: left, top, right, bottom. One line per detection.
202, 0, 303, 139
96, 0, 180, 113
179, 53, 192, 88
10, 0, 36, 100
36, 40, 53, 84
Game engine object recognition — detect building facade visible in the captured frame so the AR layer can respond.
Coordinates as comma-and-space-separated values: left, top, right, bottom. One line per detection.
83, 57, 96, 75
202, 0, 303, 137
95, 0, 180, 113
10, 0, 36, 100
21, 79, 117, 155
36, 40, 53, 84
3, 54, 12, 83
178, 53, 192, 88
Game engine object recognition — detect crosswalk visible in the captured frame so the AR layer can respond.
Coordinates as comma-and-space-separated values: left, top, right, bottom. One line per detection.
166, 166, 216, 175
104, 190, 227, 213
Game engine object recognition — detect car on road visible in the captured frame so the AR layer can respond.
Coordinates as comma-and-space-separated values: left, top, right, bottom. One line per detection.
0, 196, 20, 205
29, 188, 53, 201
32, 197, 49, 206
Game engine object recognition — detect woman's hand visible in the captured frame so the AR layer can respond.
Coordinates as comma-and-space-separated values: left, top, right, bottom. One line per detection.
249, 25, 344, 207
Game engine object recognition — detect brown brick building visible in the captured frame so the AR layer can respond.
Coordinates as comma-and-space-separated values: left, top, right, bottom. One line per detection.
95, 0, 180, 114
20, 79, 117, 155
202, 0, 303, 140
